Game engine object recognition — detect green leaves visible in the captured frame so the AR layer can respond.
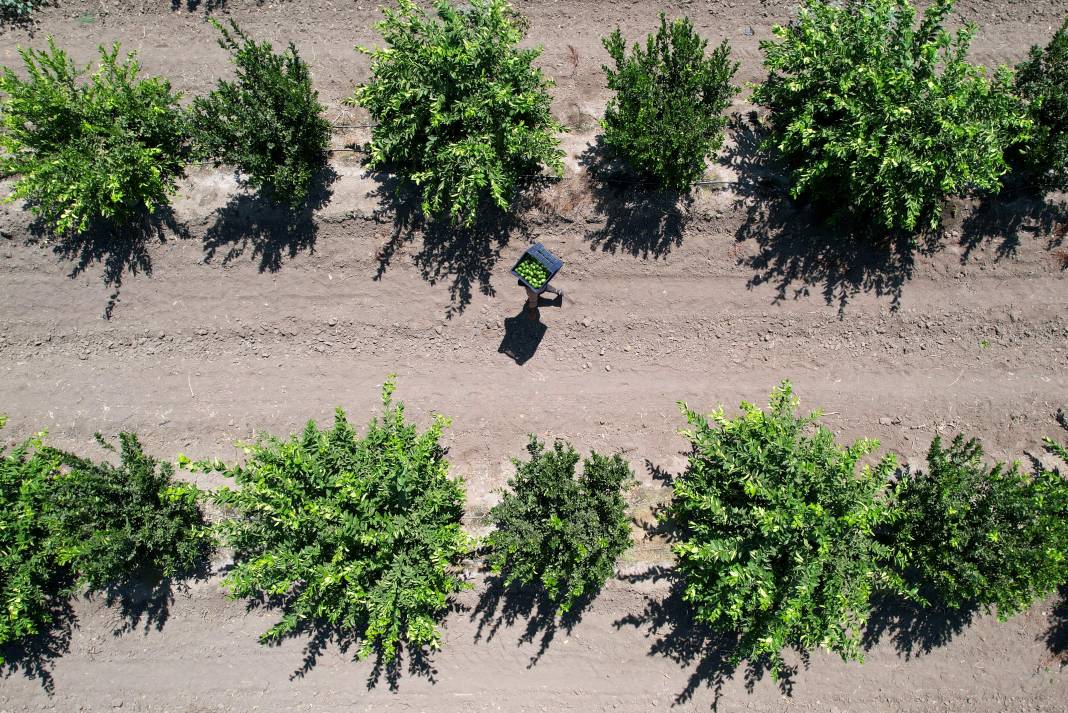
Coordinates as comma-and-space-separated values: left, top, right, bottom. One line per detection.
0, 38, 189, 235
0, 430, 59, 661
1, 25, 329, 232
42, 432, 212, 592
669, 385, 1068, 672
753, 0, 1030, 233
0, 0, 44, 19
196, 378, 470, 660
350, 0, 564, 226
1015, 14, 1068, 191
669, 382, 905, 675
192, 19, 331, 206
888, 434, 1068, 618
2, 389, 1066, 673
486, 438, 633, 614
0, 425, 210, 660
602, 15, 738, 190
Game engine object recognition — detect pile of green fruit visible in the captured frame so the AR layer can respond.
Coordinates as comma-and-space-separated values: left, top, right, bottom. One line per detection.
515, 254, 550, 289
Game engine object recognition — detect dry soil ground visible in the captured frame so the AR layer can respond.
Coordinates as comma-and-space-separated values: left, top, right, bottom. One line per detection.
1, 1, 1067, 711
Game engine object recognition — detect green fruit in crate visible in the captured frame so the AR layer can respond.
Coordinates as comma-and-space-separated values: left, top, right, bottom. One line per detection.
516, 255, 549, 288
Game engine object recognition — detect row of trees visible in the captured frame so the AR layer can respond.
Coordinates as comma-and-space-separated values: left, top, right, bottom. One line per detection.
357, 0, 1066, 232
3, 1, 1065, 241
672, 383, 1068, 675
0, 19, 330, 236
3, 380, 1066, 674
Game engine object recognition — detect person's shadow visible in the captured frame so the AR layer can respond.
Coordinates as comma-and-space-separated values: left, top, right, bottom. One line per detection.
497, 293, 562, 365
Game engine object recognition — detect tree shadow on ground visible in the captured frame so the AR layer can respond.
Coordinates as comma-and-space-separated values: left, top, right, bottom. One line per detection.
470, 575, 592, 668
100, 562, 211, 637
1045, 585, 1068, 667
237, 587, 452, 691
726, 114, 931, 316
614, 567, 798, 709
633, 459, 678, 542
957, 188, 1068, 263
29, 208, 190, 320
285, 623, 439, 691
203, 167, 337, 273
578, 137, 692, 259
0, 596, 75, 695
0, 9, 37, 31
370, 176, 541, 318
860, 592, 976, 661
0, 562, 211, 695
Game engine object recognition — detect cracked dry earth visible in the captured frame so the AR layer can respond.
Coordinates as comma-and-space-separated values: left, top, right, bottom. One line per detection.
1, 0, 1068, 711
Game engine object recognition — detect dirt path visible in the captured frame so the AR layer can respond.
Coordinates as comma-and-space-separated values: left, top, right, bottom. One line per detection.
3, 160, 1066, 510
0, 568, 1066, 713
1, 1, 1068, 710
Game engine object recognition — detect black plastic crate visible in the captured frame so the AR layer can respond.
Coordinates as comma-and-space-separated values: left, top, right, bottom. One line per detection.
511, 243, 563, 293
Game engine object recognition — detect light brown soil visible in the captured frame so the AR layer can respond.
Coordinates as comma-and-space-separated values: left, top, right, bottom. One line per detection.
1, 1, 1067, 710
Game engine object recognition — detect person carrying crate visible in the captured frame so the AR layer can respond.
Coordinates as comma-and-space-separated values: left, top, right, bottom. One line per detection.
522, 282, 563, 317
512, 243, 565, 319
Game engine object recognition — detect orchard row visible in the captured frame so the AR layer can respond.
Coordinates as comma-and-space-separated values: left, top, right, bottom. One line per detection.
2, 0, 1066, 244
2, 379, 1066, 676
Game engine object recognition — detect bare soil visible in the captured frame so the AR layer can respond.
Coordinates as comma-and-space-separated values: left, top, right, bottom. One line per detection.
1, 1, 1067, 710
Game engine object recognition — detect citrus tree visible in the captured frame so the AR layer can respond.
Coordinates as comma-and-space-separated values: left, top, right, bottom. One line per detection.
192, 378, 470, 660
192, 19, 331, 205
44, 433, 211, 591
0, 39, 189, 235
1015, 14, 1068, 191
753, 0, 1029, 233
0, 423, 60, 660
668, 383, 907, 675
486, 438, 632, 614
888, 434, 1068, 617
350, 0, 563, 226
0, 421, 210, 660
601, 15, 738, 189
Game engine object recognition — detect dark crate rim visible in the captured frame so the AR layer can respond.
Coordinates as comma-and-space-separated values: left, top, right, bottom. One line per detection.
511, 243, 563, 293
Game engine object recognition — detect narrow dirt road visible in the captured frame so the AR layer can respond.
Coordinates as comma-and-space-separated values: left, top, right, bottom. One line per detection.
1, 1, 1067, 711
3, 160, 1066, 513
0, 568, 1065, 713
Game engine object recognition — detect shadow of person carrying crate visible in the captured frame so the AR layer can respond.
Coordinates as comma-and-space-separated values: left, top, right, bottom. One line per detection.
497, 294, 562, 365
